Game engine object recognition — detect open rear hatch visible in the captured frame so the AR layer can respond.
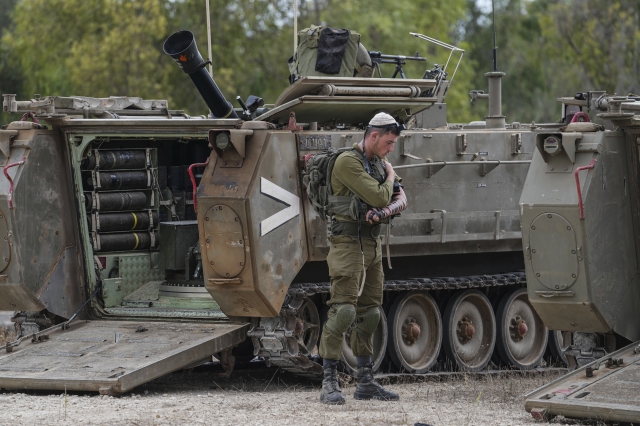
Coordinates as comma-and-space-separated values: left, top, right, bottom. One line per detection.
0, 320, 248, 395
525, 341, 640, 423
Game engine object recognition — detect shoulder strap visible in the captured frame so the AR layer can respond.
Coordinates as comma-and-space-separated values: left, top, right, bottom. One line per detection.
326, 146, 357, 197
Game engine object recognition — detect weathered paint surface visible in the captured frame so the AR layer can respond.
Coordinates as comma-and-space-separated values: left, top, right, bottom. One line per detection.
0, 320, 248, 395
525, 341, 640, 423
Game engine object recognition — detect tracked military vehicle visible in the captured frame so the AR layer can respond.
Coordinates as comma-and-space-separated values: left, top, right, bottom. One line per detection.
0, 29, 557, 394
519, 94, 640, 422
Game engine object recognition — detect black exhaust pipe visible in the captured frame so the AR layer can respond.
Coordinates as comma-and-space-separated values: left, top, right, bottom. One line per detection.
163, 30, 238, 119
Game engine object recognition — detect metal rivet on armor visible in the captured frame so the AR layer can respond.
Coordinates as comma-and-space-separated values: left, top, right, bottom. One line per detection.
572, 274, 576, 278
225, 273, 230, 277
234, 217, 238, 222
531, 225, 536, 230
209, 261, 214, 265
555, 285, 559, 289
536, 273, 541, 277
572, 250, 576, 254
240, 262, 243, 266
531, 249, 536, 253
547, 214, 552, 218
206, 239, 210, 243
567, 226, 571, 230
205, 216, 209, 221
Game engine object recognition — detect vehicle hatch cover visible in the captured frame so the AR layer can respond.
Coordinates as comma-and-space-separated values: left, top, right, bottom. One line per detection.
0, 320, 248, 395
524, 341, 640, 423
529, 213, 579, 290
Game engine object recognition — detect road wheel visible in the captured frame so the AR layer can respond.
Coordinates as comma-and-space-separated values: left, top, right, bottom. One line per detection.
293, 297, 321, 355
340, 306, 388, 375
442, 289, 496, 372
387, 291, 442, 373
495, 288, 548, 370
545, 330, 569, 366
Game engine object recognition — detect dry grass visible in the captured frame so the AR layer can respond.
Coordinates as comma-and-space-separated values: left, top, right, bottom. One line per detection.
0, 363, 604, 426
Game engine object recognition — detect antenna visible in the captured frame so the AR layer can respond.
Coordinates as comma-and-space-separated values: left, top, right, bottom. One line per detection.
206, 0, 213, 76
492, 0, 497, 71
293, 0, 298, 56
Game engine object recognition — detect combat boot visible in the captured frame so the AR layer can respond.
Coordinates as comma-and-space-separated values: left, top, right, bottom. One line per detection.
354, 364, 399, 401
320, 361, 345, 405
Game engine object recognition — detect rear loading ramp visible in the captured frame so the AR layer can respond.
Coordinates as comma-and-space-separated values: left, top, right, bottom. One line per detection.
524, 341, 640, 423
0, 320, 248, 395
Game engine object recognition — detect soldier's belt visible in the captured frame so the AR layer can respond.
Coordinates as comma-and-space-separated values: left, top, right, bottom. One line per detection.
330, 221, 381, 239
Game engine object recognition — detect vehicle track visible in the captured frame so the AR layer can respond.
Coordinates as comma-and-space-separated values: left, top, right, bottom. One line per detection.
248, 272, 564, 378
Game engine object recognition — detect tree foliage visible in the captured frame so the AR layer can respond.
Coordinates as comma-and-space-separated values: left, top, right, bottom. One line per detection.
541, 0, 640, 95
0, 0, 24, 121
4, 0, 168, 98
464, 0, 640, 123
0, 0, 639, 124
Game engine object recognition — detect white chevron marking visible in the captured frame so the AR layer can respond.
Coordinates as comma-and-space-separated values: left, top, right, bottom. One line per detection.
260, 177, 300, 236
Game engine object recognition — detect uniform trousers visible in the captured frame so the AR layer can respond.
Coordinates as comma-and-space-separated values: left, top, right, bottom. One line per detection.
318, 233, 383, 361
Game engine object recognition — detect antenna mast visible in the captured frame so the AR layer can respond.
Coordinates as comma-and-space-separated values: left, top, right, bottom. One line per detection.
206, 0, 213, 76
492, 0, 497, 71
293, 0, 298, 56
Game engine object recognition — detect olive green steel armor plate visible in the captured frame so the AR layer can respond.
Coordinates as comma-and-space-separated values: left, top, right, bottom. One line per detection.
0, 209, 9, 273
257, 76, 437, 126
525, 341, 640, 423
274, 76, 436, 106
0, 320, 248, 394
258, 96, 436, 127
204, 205, 245, 278
528, 213, 579, 290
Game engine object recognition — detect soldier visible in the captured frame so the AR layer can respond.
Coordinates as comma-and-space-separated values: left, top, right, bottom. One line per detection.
319, 112, 407, 404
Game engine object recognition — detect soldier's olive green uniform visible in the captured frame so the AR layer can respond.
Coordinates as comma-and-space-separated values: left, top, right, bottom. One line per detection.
319, 143, 400, 361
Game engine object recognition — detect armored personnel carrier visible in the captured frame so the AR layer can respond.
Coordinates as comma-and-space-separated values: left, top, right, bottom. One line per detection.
519, 93, 640, 422
0, 29, 555, 394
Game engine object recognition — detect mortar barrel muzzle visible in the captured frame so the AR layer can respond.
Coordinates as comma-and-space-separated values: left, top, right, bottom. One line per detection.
163, 30, 238, 119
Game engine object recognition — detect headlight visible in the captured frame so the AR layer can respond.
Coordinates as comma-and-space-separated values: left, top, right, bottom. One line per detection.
215, 132, 230, 151
543, 136, 561, 156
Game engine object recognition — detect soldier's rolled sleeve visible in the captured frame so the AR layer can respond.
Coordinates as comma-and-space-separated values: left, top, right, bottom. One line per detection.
333, 155, 393, 208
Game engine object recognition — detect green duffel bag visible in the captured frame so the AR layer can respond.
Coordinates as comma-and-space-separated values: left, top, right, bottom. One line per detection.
288, 25, 361, 83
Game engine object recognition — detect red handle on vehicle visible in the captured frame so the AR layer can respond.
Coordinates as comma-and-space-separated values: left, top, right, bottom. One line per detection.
574, 159, 596, 220
4, 157, 27, 209
188, 158, 210, 214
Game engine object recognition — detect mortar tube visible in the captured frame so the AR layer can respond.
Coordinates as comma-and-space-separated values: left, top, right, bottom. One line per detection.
163, 30, 238, 119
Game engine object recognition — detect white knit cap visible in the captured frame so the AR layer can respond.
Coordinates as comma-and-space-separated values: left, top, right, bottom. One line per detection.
368, 112, 397, 127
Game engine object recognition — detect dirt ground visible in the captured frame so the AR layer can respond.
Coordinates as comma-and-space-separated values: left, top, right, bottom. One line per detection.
0, 364, 599, 426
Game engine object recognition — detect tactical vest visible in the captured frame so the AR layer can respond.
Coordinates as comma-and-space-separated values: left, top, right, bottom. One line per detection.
302, 147, 387, 222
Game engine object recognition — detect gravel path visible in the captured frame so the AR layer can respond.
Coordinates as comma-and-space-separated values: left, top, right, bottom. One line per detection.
0, 365, 593, 426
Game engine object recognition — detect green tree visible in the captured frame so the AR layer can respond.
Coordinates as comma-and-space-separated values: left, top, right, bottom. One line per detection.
540, 0, 640, 95
4, 0, 170, 100
164, 0, 294, 115
306, 0, 474, 122
463, 0, 640, 123
0, 0, 24, 125
463, 0, 558, 123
